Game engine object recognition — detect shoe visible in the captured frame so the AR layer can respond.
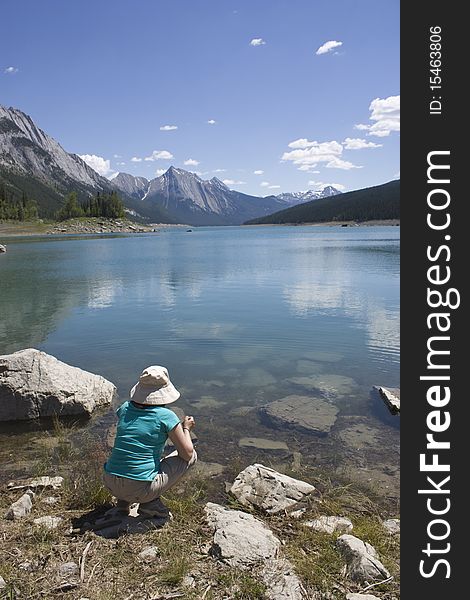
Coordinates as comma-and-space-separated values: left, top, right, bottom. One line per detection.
91, 507, 129, 530
138, 497, 170, 519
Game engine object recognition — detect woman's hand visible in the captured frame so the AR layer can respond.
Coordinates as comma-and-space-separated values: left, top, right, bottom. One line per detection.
169, 418, 195, 462
182, 415, 195, 431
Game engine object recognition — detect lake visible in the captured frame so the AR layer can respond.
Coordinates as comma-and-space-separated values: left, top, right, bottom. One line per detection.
0, 225, 400, 496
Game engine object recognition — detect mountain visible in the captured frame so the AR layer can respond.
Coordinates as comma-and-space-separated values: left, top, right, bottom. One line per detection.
0, 104, 352, 225
111, 167, 289, 225
0, 105, 119, 217
245, 180, 400, 225
111, 172, 149, 200
275, 185, 341, 206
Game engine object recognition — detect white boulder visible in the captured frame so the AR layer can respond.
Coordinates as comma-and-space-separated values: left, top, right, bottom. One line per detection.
204, 502, 280, 568
0, 349, 116, 421
303, 515, 353, 534
230, 464, 315, 514
336, 534, 390, 582
5, 491, 34, 520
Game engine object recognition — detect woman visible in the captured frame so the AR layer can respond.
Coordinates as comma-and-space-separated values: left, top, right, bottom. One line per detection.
100, 365, 197, 525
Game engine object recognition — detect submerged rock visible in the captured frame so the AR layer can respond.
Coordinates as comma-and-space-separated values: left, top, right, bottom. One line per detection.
301, 350, 343, 363
336, 534, 390, 582
259, 395, 338, 436
304, 515, 353, 534
229, 405, 255, 416
204, 502, 280, 568
288, 373, 356, 397
296, 359, 324, 375
244, 367, 277, 387
338, 422, 381, 450
238, 437, 289, 451
192, 460, 225, 478
0, 349, 116, 421
230, 463, 315, 514
0, 244, 6, 253
187, 395, 226, 409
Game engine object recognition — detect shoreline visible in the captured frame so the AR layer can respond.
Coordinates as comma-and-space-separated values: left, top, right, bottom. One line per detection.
1, 218, 400, 238
244, 219, 400, 227
0, 218, 192, 238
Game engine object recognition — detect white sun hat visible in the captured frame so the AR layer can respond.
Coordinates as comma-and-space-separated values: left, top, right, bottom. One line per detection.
130, 365, 180, 405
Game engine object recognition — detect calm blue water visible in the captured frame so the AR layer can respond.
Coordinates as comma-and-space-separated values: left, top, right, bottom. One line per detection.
0, 226, 400, 493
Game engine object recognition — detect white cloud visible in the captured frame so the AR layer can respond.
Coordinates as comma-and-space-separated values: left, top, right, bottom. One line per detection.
155, 168, 166, 177
160, 125, 178, 131
108, 172, 119, 181
308, 180, 346, 191
355, 95, 400, 137
117, 162, 126, 166
268, 185, 281, 189
282, 139, 361, 171
207, 119, 217, 125
223, 179, 246, 186
326, 158, 362, 170
4, 66, 18, 74
79, 154, 115, 177
343, 137, 382, 150
316, 40, 342, 55
250, 38, 266, 46
253, 170, 264, 175
131, 157, 142, 162
144, 150, 174, 161
184, 158, 200, 166
213, 168, 226, 173
113, 154, 122, 158
288, 138, 317, 149
260, 181, 270, 187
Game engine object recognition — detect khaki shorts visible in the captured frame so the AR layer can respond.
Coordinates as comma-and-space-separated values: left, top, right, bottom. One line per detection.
103, 449, 197, 504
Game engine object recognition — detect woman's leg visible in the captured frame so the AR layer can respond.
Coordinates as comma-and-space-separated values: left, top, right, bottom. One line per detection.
102, 471, 144, 514
138, 450, 197, 517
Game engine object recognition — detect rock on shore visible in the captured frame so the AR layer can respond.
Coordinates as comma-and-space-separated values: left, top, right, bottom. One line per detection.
204, 502, 280, 567
0, 348, 116, 421
336, 534, 390, 582
204, 502, 304, 599
230, 463, 315, 514
45, 218, 154, 235
373, 386, 400, 415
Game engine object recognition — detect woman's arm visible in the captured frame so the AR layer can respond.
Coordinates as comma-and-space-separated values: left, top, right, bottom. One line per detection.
168, 416, 195, 462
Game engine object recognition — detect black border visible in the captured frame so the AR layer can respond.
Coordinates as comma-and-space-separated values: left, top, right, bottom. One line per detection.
401, 3, 464, 596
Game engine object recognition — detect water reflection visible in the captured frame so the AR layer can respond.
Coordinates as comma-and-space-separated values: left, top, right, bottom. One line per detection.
0, 227, 400, 495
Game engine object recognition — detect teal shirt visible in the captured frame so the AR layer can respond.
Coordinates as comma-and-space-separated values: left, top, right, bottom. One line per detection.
104, 401, 181, 481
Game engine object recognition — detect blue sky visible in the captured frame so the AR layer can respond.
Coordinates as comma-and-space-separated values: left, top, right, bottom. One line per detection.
1, 0, 399, 195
